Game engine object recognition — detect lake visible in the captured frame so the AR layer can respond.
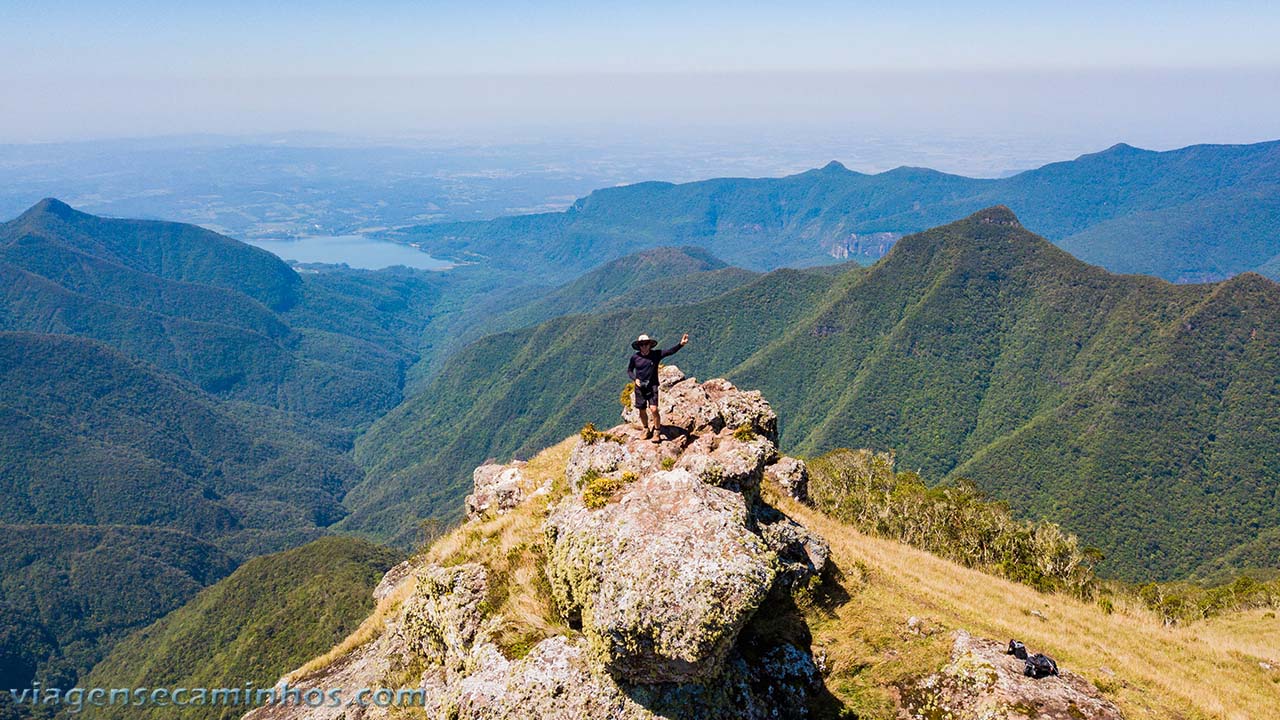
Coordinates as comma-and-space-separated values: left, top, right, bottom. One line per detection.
246, 235, 453, 270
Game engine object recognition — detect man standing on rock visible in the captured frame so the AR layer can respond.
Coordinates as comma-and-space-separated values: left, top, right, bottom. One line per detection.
628, 332, 688, 442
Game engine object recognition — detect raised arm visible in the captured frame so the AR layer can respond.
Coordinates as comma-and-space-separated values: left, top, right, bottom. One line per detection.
664, 333, 690, 357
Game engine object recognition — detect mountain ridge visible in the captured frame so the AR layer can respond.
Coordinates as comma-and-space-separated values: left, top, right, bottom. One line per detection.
359, 207, 1280, 581
394, 139, 1280, 283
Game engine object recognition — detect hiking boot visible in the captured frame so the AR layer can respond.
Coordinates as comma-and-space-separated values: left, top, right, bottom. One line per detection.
650, 430, 663, 444
642, 427, 653, 440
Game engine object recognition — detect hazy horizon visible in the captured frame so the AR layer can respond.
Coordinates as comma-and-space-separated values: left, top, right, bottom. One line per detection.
4, 1, 1278, 147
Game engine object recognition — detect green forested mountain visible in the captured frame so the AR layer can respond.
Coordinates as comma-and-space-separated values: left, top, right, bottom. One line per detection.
0, 331, 369, 698
80, 537, 398, 720
3, 199, 301, 311
454, 246, 756, 349
0, 525, 236, 694
0, 200, 430, 427
0, 332, 360, 554
356, 207, 1280, 581
0, 201, 449, 702
396, 140, 1280, 283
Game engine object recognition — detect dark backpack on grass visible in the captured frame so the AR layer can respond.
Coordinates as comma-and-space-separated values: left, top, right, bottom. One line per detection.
1024, 653, 1059, 679
1006, 639, 1028, 660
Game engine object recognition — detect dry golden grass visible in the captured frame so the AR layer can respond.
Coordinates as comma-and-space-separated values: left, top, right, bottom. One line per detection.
771, 490, 1280, 720
415, 436, 577, 657
288, 437, 577, 679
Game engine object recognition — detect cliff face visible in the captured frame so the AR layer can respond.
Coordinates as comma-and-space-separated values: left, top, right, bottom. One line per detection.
245, 366, 835, 719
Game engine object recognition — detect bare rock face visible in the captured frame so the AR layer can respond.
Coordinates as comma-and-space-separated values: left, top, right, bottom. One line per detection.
545, 469, 777, 683
465, 461, 532, 521
756, 505, 830, 588
904, 631, 1124, 720
764, 456, 810, 503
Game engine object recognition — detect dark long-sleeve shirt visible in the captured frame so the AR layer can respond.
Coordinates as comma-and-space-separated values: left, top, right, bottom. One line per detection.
627, 344, 682, 388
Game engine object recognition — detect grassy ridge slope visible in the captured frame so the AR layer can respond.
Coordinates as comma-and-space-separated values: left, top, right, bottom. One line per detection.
773, 490, 1279, 720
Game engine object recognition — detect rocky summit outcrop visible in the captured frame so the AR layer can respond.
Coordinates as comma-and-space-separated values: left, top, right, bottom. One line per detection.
243, 367, 832, 720
903, 631, 1123, 720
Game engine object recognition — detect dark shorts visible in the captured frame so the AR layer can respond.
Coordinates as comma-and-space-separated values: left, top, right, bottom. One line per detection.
634, 384, 659, 410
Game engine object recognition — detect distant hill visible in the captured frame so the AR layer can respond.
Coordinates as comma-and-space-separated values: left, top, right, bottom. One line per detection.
5, 198, 301, 310
395, 140, 1280, 284
447, 246, 757, 357
0, 199, 430, 427
486, 246, 733, 330
0, 201, 450, 702
0, 524, 236, 694
0, 332, 360, 555
354, 208, 1280, 581
81, 537, 398, 720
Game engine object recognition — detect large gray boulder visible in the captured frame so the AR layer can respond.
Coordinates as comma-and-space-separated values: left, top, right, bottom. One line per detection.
545, 469, 777, 683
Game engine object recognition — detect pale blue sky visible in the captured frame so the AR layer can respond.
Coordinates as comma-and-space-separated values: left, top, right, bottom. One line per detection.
2, 1, 1278, 143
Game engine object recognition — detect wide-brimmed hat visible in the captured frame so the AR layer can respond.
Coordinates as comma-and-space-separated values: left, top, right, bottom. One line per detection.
631, 334, 658, 350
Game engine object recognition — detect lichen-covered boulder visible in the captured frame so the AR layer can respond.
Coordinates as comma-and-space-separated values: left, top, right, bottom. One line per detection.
904, 631, 1123, 720
447, 635, 824, 720
545, 469, 777, 683
621, 366, 778, 441
702, 378, 778, 442
465, 462, 530, 521
449, 636, 649, 719
400, 564, 491, 673
676, 432, 774, 494
764, 456, 810, 503
565, 425, 684, 490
